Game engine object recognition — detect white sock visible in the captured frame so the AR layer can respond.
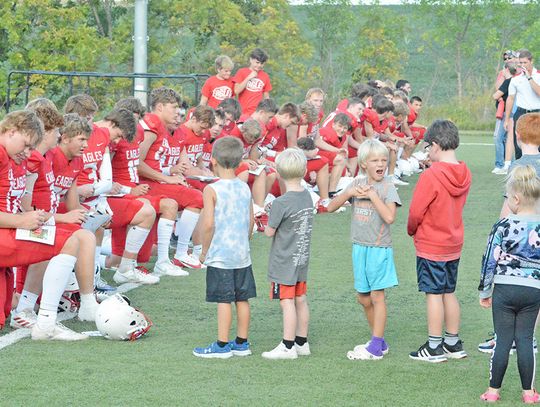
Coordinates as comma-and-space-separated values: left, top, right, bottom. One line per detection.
37, 254, 77, 330
124, 225, 151, 255
174, 210, 200, 259
192, 244, 202, 257
118, 257, 137, 273
156, 218, 175, 264
16, 290, 39, 313
504, 160, 511, 169
79, 293, 98, 310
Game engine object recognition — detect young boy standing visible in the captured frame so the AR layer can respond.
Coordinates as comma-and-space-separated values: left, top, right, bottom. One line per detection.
200, 55, 235, 109
408, 120, 471, 363
193, 137, 256, 358
233, 48, 272, 116
262, 148, 314, 360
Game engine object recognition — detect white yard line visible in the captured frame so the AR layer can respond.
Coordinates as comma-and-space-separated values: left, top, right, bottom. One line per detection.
0, 282, 141, 351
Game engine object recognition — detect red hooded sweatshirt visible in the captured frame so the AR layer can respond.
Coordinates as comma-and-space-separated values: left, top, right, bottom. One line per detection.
407, 161, 472, 261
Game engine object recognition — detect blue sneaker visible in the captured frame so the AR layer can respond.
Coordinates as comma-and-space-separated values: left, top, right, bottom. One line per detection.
229, 340, 252, 356
193, 342, 233, 359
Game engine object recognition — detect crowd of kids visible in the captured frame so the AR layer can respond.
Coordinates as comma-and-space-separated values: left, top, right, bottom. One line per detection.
0, 46, 539, 404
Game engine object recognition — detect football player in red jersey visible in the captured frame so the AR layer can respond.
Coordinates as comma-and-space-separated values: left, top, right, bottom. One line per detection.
0, 110, 94, 340
318, 113, 350, 195
200, 55, 235, 109
12, 102, 99, 330
138, 87, 205, 269
233, 48, 272, 116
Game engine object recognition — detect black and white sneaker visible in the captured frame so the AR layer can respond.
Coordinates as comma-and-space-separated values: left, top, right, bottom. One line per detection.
409, 342, 447, 363
443, 340, 468, 359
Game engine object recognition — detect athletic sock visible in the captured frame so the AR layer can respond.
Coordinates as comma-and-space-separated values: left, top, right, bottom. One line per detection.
282, 339, 295, 349
366, 335, 384, 356
37, 254, 77, 330
79, 293, 98, 311
192, 245, 202, 258
444, 331, 459, 346
217, 340, 229, 348
295, 336, 307, 346
174, 210, 200, 259
124, 225, 151, 255
504, 160, 511, 169
428, 335, 443, 349
118, 258, 137, 273
235, 336, 247, 345
381, 338, 388, 352
156, 218, 175, 263
15, 290, 39, 313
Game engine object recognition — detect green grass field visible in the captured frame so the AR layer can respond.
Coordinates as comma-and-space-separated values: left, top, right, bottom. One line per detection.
1, 133, 527, 406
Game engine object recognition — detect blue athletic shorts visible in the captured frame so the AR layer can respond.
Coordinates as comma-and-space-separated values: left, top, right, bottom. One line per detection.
352, 244, 398, 293
416, 257, 460, 294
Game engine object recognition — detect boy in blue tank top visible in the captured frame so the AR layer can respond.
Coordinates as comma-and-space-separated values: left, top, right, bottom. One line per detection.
193, 136, 256, 359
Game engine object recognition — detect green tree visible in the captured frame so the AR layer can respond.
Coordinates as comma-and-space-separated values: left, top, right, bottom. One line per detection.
351, 4, 407, 85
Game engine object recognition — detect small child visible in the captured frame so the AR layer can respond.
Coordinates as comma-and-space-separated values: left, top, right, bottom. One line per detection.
262, 148, 315, 360
193, 136, 256, 359
327, 139, 401, 360
408, 119, 471, 363
478, 165, 540, 403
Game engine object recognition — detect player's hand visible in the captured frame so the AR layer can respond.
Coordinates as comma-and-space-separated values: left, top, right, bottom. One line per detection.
163, 175, 182, 185
78, 184, 94, 198
18, 210, 47, 230
338, 148, 348, 156
171, 161, 190, 175
245, 160, 258, 170
110, 182, 123, 195
479, 297, 492, 308
130, 184, 150, 196
62, 209, 88, 224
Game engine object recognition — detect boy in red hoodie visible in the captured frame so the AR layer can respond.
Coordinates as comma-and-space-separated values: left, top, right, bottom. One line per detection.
407, 120, 472, 363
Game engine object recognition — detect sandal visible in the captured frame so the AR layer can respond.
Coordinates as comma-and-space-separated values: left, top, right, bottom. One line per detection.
480, 391, 500, 402
523, 391, 540, 404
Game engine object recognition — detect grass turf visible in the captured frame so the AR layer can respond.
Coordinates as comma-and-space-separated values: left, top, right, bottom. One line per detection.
0, 133, 527, 406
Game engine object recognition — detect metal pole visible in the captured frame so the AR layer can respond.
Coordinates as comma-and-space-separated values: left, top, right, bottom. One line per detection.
133, 0, 149, 108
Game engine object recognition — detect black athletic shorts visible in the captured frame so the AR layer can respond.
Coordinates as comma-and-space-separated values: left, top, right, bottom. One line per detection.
206, 265, 257, 303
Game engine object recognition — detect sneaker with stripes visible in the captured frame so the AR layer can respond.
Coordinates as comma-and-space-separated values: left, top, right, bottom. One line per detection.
409, 341, 447, 363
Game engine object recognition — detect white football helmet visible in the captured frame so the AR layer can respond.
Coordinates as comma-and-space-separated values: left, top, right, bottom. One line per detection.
58, 270, 80, 313
95, 294, 152, 341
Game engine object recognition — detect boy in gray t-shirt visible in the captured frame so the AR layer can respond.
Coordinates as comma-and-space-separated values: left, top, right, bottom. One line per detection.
262, 148, 314, 360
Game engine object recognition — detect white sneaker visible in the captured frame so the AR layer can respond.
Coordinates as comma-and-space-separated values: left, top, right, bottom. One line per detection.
295, 342, 311, 356
31, 322, 89, 341
492, 167, 508, 175
262, 342, 298, 360
113, 267, 160, 285
154, 260, 189, 277
78, 300, 99, 322
10, 309, 37, 329
355, 342, 389, 355
392, 175, 409, 186
347, 344, 383, 360
173, 253, 202, 270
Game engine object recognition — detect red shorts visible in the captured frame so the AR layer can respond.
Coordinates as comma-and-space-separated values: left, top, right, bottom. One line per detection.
318, 150, 340, 170
304, 157, 329, 185
348, 145, 358, 159
0, 267, 14, 329
146, 182, 203, 210
107, 196, 145, 228
0, 224, 78, 267
270, 281, 307, 299
186, 179, 207, 191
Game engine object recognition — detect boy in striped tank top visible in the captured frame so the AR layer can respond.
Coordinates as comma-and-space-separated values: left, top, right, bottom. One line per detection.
193, 137, 256, 359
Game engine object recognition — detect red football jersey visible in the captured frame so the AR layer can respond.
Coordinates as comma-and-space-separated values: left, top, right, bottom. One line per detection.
232, 68, 272, 116
363, 108, 389, 135
0, 146, 26, 214
49, 147, 83, 204
139, 113, 171, 180
174, 124, 207, 166
262, 117, 287, 152
322, 111, 360, 134
407, 103, 418, 126
336, 98, 349, 112
112, 138, 141, 187
201, 75, 235, 109
319, 126, 347, 148
28, 150, 59, 213
79, 125, 110, 186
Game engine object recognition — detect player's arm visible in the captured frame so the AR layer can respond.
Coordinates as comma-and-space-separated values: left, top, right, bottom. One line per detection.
0, 210, 45, 230
401, 121, 413, 138
199, 186, 216, 263
199, 95, 209, 106
314, 135, 339, 152
363, 121, 375, 138
297, 124, 308, 139
234, 70, 257, 95
92, 147, 114, 195
286, 126, 298, 148
21, 172, 38, 211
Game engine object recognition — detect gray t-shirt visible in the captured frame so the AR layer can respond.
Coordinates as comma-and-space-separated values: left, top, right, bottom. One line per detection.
267, 189, 314, 285
509, 154, 540, 175
350, 176, 401, 247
